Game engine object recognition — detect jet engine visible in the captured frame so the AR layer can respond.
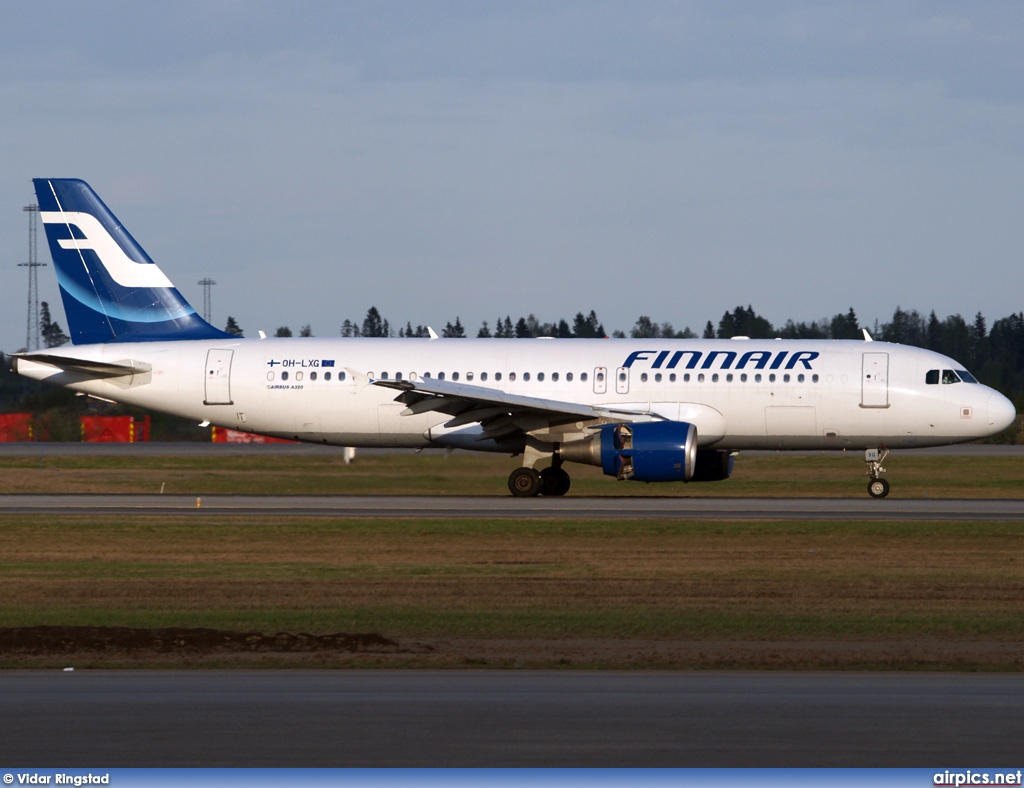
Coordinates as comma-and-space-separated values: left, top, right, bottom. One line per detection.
559, 422, 735, 483
560, 421, 697, 482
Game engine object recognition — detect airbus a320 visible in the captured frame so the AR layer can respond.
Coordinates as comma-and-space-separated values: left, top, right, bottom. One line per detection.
13, 179, 1016, 497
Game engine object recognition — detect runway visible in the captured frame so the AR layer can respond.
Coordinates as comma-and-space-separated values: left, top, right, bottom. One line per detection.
2, 492, 1023, 519
2, 670, 1022, 766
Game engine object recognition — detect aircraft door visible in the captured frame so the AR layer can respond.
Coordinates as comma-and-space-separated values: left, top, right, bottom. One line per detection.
615, 366, 630, 395
204, 349, 234, 405
593, 367, 607, 395
861, 352, 889, 408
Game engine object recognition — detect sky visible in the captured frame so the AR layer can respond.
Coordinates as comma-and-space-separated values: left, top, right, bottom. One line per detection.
2, 1, 1023, 350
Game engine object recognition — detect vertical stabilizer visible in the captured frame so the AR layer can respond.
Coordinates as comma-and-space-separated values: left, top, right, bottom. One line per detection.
33, 178, 232, 344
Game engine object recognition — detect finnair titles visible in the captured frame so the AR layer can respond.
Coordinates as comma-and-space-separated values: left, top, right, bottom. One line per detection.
13, 179, 1016, 498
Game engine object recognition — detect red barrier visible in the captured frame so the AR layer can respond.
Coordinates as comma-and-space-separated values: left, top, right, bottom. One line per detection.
80, 415, 151, 442
0, 413, 34, 441
211, 426, 295, 444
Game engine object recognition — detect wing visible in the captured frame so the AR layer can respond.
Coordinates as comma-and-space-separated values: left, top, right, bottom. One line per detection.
372, 377, 650, 443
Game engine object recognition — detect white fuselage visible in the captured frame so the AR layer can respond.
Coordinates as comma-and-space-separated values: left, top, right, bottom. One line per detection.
15, 337, 1014, 452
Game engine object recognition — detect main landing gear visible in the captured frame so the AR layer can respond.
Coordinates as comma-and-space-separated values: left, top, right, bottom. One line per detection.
865, 447, 890, 498
507, 463, 571, 497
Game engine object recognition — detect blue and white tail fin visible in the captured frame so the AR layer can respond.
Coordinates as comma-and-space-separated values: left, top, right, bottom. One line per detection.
33, 178, 233, 344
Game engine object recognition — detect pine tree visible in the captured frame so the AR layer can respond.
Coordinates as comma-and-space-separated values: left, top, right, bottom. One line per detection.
630, 316, 659, 338
40, 302, 69, 347
442, 317, 466, 338
362, 307, 389, 337
224, 316, 243, 336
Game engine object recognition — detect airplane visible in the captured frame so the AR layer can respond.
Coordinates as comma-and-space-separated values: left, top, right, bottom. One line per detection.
12, 178, 1017, 498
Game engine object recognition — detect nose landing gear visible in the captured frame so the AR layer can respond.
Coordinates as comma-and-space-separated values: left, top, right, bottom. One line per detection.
865, 447, 890, 498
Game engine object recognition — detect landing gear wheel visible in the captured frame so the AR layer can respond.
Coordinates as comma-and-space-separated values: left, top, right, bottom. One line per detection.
540, 467, 571, 496
508, 467, 542, 497
868, 478, 890, 498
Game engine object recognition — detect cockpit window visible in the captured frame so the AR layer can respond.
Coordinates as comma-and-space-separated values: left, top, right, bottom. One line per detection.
927, 369, 975, 385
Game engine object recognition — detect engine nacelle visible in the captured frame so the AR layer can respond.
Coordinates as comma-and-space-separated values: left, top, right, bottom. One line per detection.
559, 422, 735, 483
592, 421, 699, 482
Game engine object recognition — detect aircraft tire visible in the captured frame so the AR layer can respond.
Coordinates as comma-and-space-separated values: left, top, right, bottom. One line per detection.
508, 467, 542, 497
540, 467, 571, 496
867, 478, 890, 498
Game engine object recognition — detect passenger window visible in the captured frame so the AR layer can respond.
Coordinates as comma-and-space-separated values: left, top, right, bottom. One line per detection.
339, 371, 346, 381
481, 372, 488, 381
495, 372, 502, 381
452, 372, 460, 381
581, 372, 588, 382
281, 371, 289, 381
640, 373, 648, 382
566, 372, 573, 382
310, 371, 317, 381
509, 372, 516, 381
552, 372, 559, 382
537, 372, 545, 382
438, 372, 445, 380
655, 373, 662, 383
523, 372, 531, 382
324, 371, 331, 381
467, 372, 474, 381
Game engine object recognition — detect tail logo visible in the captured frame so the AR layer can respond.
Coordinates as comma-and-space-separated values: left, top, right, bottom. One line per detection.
40, 211, 173, 289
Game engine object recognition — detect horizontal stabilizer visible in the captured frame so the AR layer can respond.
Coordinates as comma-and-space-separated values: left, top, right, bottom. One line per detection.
12, 353, 152, 378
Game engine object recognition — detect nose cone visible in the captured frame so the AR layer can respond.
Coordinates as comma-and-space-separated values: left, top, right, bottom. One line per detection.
987, 391, 1017, 435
